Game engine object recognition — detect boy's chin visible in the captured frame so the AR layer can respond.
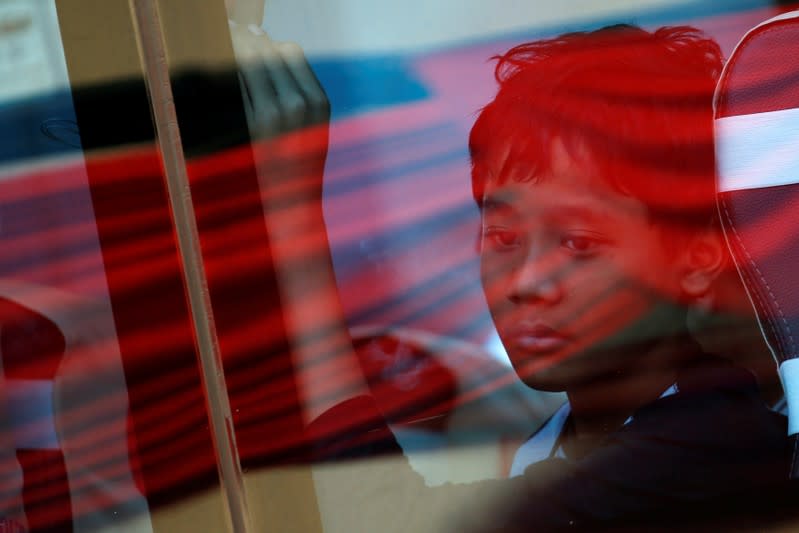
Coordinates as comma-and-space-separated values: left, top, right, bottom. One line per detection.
514, 364, 589, 392
503, 344, 591, 392
508, 337, 674, 393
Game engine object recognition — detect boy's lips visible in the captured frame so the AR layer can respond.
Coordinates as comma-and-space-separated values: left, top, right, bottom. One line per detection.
507, 323, 571, 354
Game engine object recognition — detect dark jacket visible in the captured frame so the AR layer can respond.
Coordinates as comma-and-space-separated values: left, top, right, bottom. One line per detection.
309, 358, 795, 532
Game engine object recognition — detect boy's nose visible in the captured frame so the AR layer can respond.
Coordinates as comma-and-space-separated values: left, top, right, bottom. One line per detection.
508, 248, 564, 305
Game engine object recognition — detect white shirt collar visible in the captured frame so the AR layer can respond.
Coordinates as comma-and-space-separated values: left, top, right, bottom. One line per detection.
509, 384, 679, 477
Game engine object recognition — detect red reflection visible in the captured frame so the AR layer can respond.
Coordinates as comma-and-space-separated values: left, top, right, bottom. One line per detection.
1, 5, 798, 530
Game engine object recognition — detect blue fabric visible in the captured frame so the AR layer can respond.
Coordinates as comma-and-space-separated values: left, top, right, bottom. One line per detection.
310, 56, 430, 120
0, 90, 80, 165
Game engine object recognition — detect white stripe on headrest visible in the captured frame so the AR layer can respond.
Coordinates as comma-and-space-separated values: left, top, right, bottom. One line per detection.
715, 107, 799, 192
780, 359, 799, 435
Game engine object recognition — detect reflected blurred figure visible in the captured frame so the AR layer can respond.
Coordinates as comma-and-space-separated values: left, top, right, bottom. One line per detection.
0, 282, 152, 533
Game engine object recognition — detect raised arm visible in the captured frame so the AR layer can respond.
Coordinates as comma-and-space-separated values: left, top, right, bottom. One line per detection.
228, 21, 370, 424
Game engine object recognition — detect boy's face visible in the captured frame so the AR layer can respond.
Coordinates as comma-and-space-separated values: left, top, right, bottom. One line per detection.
479, 138, 690, 391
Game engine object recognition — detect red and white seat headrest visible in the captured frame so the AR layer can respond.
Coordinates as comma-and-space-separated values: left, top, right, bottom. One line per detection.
715, 10, 799, 441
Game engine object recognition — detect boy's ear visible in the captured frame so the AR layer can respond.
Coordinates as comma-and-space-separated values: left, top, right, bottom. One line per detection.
679, 229, 727, 299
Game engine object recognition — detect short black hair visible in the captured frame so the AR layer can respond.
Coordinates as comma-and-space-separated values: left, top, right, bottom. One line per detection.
470, 24, 723, 229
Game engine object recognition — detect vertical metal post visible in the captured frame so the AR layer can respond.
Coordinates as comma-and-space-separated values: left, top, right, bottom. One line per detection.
127, 1, 252, 532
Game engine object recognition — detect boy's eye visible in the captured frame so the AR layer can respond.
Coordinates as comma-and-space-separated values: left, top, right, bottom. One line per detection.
561, 234, 604, 255
483, 227, 521, 251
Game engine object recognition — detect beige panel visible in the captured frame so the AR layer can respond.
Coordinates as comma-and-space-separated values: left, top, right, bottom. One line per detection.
53, 2, 232, 532
149, 488, 231, 533
230, 0, 265, 25
156, 0, 236, 72
54, 0, 143, 86
243, 467, 325, 533
154, 2, 324, 532
147, 466, 325, 533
